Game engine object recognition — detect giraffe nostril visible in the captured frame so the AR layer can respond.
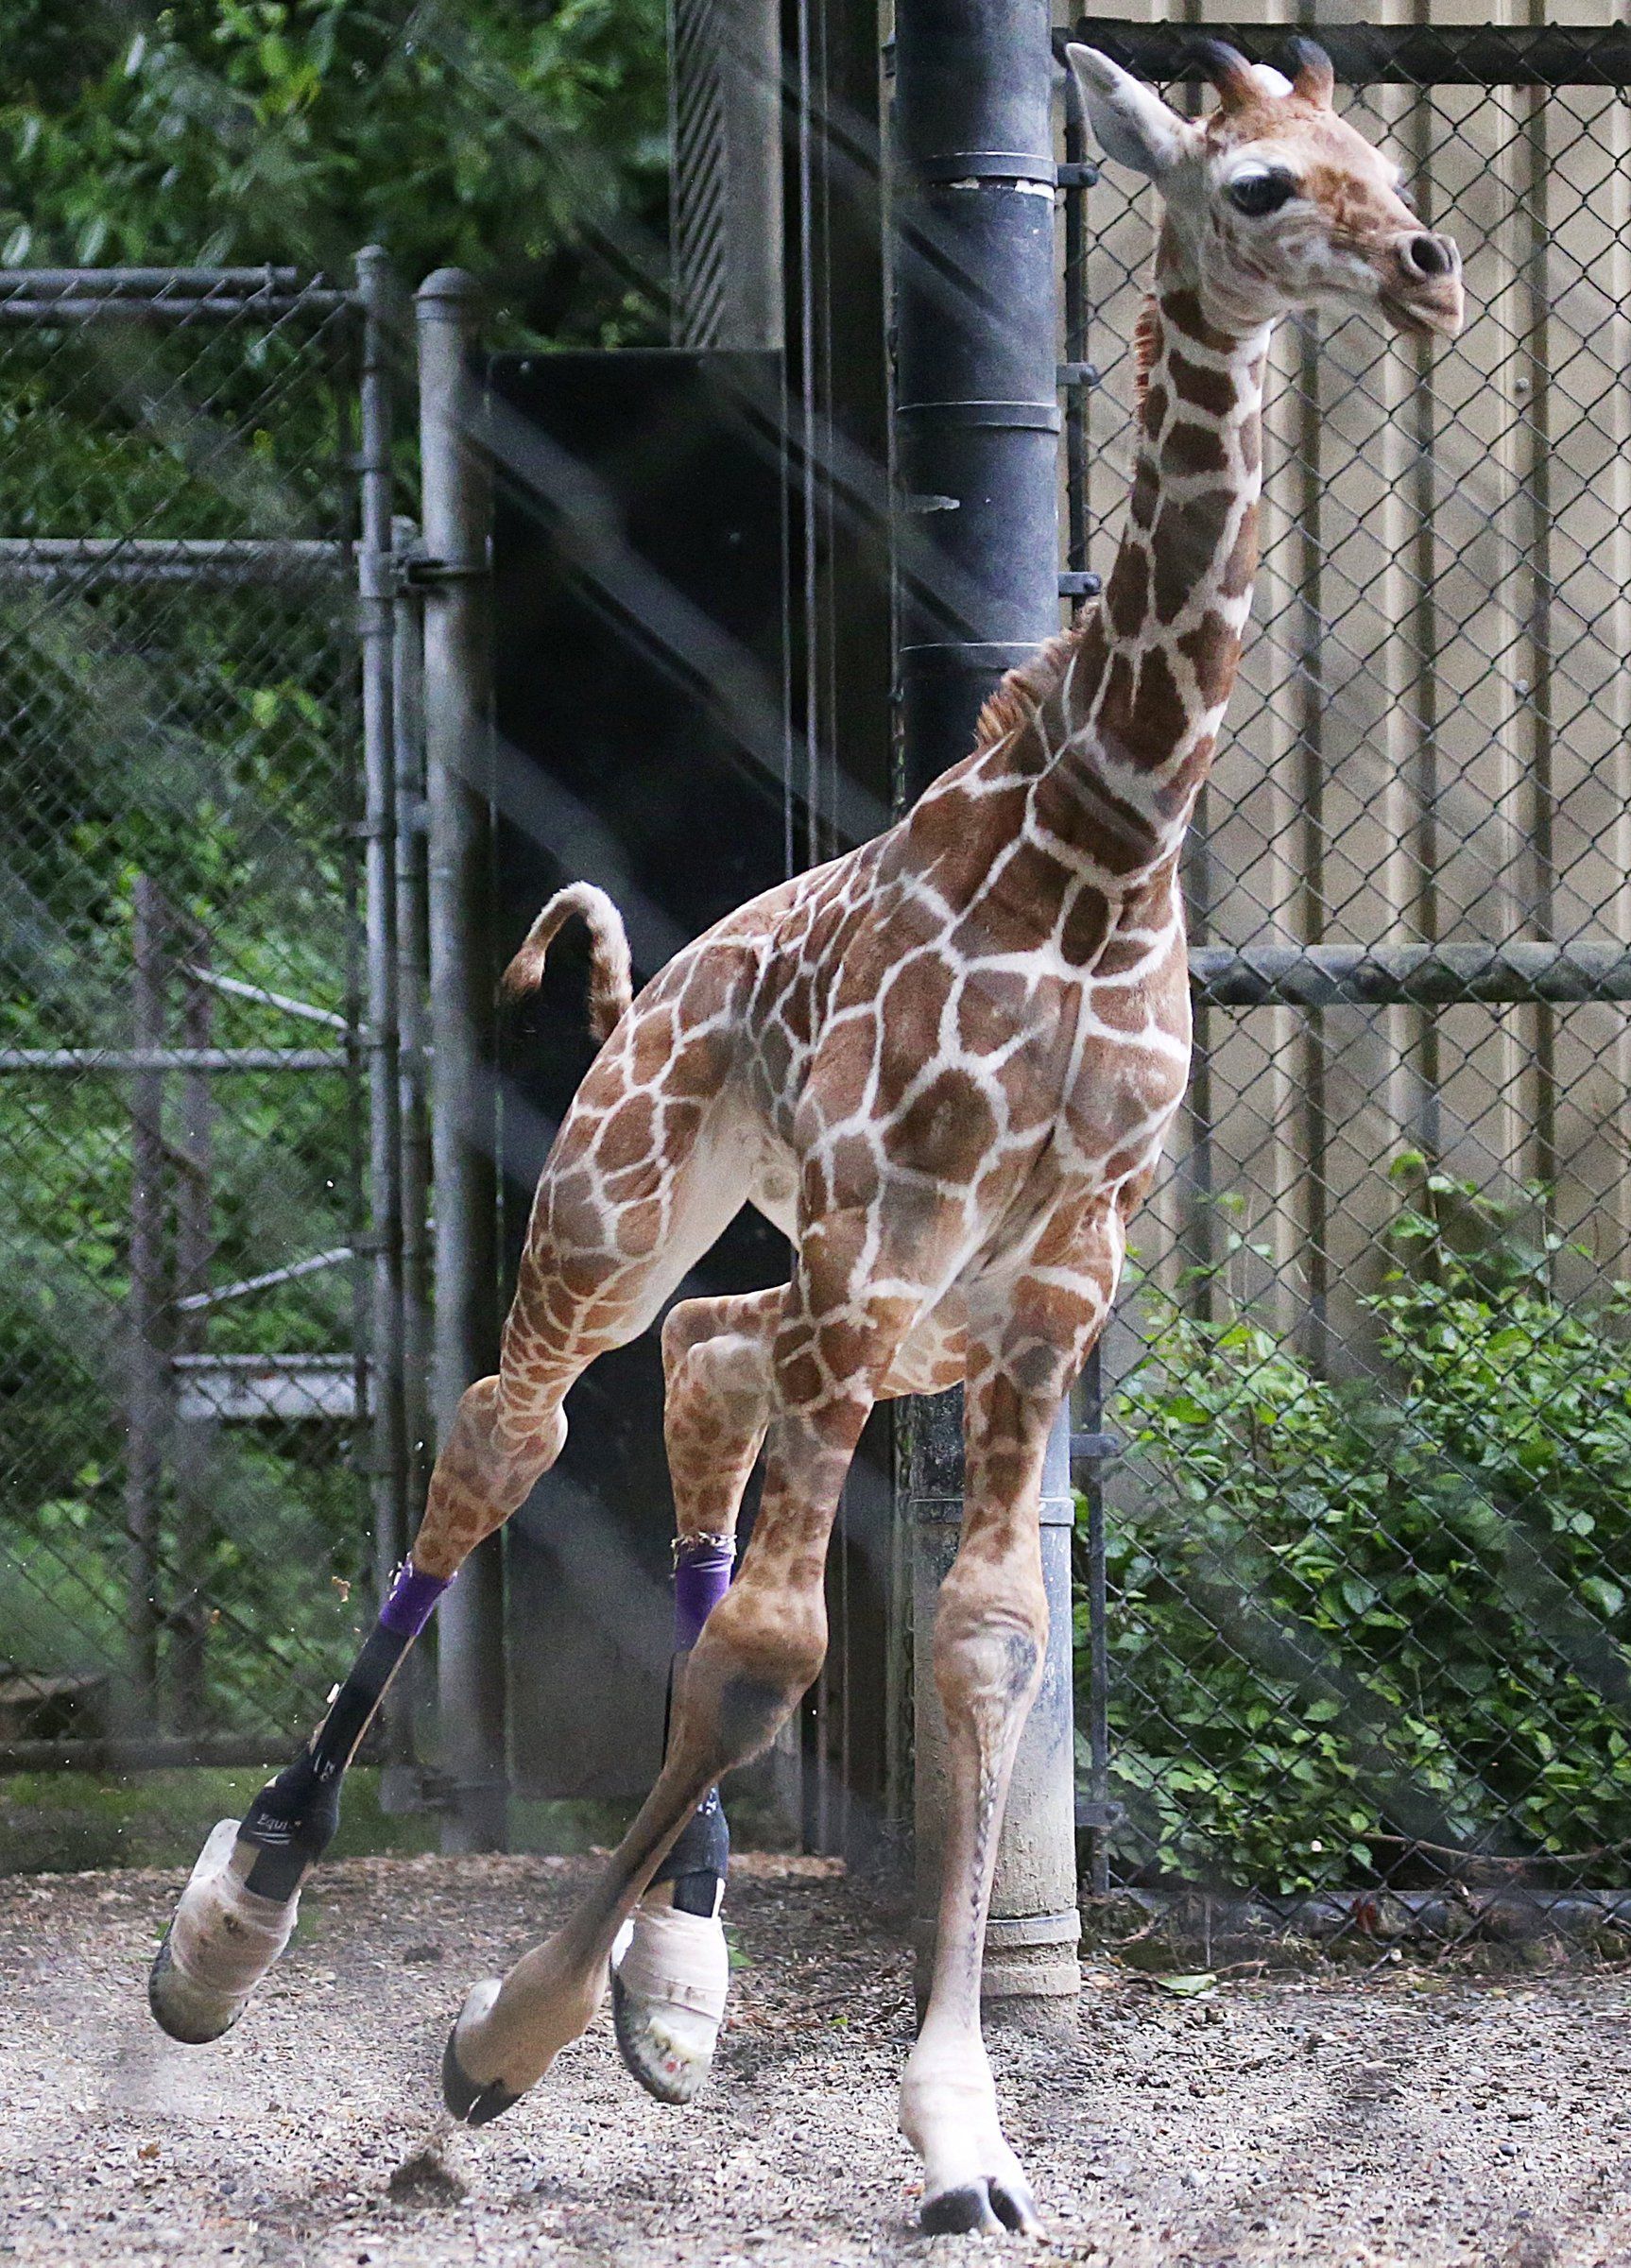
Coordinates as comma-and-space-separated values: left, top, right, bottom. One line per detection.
1403, 232, 1454, 281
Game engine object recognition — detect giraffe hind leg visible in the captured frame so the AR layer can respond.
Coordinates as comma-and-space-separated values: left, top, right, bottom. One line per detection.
149, 990, 754, 2048
147, 1377, 564, 2049
438, 1209, 960, 2125
611, 1289, 778, 2104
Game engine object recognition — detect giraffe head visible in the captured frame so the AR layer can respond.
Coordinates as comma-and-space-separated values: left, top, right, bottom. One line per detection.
1066, 39, 1464, 344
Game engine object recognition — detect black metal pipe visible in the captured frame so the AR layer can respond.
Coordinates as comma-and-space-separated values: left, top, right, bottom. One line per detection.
894, 0, 1058, 771
1189, 938, 1631, 1009
893, 0, 1078, 2004
1072, 20, 1631, 90
417, 269, 507, 1855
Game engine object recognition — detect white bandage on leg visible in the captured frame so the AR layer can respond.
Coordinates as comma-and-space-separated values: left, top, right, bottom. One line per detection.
616, 1891, 730, 2020
610, 1886, 729, 2105
148, 1818, 300, 2044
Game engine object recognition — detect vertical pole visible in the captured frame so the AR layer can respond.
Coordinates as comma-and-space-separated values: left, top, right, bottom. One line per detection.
1294, 319, 1329, 1376
126, 873, 168, 1723
393, 513, 435, 1768
1381, 69, 1443, 1177
418, 268, 507, 1854
1079, 1344, 1111, 1899
171, 929, 214, 1732
894, 0, 1078, 2002
1519, 89, 1556, 1216
1061, 70, 1112, 1908
357, 249, 410, 1683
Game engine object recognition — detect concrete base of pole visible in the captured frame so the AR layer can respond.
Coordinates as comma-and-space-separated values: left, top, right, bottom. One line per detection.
910, 1911, 1083, 2013
981, 1907, 1084, 2000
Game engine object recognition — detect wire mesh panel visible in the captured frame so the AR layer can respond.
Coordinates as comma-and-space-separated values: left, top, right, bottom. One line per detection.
0, 270, 377, 1769
1064, 26, 1631, 1934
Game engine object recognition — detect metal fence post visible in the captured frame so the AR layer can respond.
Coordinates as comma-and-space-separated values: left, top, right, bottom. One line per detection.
392, 512, 435, 1772
171, 929, 215, 1732
356, 248, 411, 1745
417, 267, 507, 1854
125, 874, 170, 1720
893, 0, 1079, 2002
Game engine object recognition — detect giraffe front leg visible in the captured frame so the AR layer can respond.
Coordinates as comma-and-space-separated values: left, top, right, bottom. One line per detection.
148, 1376, 561, 2045
901, 1325, 1105, 2233
610, 1291, 778, 2105
441, 1392, 859, 2122
440, 1233, 929, 2123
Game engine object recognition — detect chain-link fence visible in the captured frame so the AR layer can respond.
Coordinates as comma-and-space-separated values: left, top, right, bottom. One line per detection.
1065, 22, 1631, 1942
0, 266, 388, 1771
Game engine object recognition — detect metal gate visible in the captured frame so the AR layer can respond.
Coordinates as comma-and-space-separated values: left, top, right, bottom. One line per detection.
1067, 20, 1631, 1932
0, 260, 417, 1782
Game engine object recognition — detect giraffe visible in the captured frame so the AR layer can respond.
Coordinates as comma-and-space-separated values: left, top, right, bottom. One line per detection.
148, 39, 1462, 2236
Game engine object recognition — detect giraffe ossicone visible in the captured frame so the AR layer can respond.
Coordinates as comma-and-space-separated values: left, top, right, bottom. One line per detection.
148, 38, 1461, 2238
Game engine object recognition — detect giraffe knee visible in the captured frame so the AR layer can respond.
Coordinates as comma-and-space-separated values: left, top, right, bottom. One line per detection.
661, 1299, 712, 1382
415, 1377, 565, 1579
678, 1577, 827, 1775
933, 1587, 1048, 1739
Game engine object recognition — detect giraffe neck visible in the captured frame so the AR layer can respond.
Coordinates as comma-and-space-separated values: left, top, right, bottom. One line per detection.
1041, 233, 1270, 868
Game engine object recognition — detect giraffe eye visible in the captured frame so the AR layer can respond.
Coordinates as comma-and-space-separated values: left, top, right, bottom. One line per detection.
1227, 168, 1298, 217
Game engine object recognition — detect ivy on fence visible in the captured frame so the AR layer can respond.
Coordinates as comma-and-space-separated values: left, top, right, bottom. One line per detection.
1081, 1166, 1631, 1896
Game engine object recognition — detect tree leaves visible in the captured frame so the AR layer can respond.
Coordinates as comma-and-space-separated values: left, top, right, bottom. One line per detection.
0, 0, 669, 342
1082, 1174, 1631, 1893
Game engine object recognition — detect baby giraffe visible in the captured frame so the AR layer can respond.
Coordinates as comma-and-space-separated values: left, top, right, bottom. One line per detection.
149, 40, 1461, 2235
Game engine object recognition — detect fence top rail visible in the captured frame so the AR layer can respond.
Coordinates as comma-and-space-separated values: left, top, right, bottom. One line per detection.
1190, 939, 1631, 1009
1070, 20, 1631, 88
0, 265, 309, 294
0, 266, 353, 322
0, 537, 352, 589
0, 1047, 352, 1073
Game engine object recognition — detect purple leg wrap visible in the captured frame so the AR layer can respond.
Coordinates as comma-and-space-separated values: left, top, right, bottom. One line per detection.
660, 1539, 735, 1899
674, 1537, 734, 1651
378, 1559, 453, 1639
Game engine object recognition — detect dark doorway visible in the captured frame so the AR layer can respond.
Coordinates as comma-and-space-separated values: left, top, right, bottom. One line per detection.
488, 349, 795, 1802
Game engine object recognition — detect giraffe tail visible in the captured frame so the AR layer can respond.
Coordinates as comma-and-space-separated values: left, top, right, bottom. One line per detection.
501, 883, 633, 1042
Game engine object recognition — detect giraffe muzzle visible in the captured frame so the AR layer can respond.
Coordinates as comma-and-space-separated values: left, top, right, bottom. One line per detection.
1381, 230, 1464, 338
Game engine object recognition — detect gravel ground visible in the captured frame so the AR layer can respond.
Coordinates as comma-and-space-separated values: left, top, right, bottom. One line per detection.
1, 1851, 1628, 2268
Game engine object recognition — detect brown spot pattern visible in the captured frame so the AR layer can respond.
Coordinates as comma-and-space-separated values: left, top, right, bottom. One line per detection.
1164, 421, 1229, 478
1168, 351, 1236, 418
1177, 612, 1238, 707
1153, 490, 1235, 623
1105, 543, 1150, 640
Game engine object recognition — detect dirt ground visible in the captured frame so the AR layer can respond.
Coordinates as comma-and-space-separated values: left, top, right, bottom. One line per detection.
1, 1852, 1628, 2268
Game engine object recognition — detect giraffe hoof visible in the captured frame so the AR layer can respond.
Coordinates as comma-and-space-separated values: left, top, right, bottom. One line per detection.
610, 1964, 717, 2105
609, 1893, 728, 2106
147, 1819, 299, 2045
147, 1926, 242, 2046
440, 1979, 524, 2126
919, 2174, 1041, 2238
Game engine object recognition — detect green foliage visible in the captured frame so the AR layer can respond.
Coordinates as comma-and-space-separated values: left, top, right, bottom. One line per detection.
1082, 1167, 1631, 1893
0, 2, 669, 1777
0, 326, 366, 1744
0, 0, 668, 341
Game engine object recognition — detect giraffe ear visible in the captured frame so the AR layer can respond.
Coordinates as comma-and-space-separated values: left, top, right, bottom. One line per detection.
1065, 45, 1192, 182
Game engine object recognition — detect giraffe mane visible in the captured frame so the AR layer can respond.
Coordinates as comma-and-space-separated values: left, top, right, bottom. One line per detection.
973, 291, 1159, 755
973, 618, 1094, 751
1130, 295, 1160, 414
